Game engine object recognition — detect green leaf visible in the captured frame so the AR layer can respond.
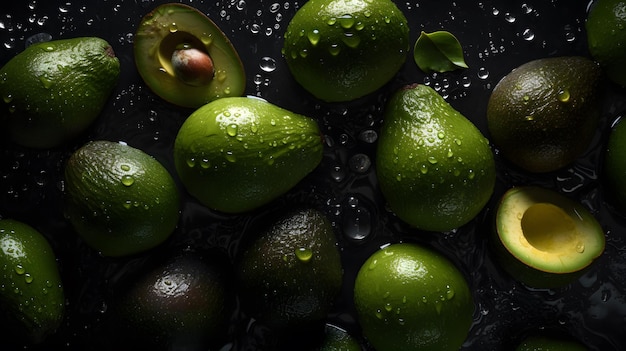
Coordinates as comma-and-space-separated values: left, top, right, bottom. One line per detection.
413, 31, 469, 73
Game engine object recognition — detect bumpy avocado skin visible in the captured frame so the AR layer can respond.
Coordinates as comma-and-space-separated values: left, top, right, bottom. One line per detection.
0, 219, 65, 345
0, 37, 120, 149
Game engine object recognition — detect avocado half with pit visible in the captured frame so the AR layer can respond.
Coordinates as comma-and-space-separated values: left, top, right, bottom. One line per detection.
134, 3, 245, 108
492, 186, 605, 288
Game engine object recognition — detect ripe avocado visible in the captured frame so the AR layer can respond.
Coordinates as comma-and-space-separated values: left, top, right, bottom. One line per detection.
64, 140, 180, 257
0, 37, 120, 149
134, 3, 245, 108
487, 56, 602, 173
235, 208, 343, 330
586, 0, 626, 87
492, 186, 605, 288
603, 116, 626, 214
282, 0, 409, 102
0, 219, 65, 345
376, 84, 495, 232
113, 253, 232, 350
173, 96, 323, 213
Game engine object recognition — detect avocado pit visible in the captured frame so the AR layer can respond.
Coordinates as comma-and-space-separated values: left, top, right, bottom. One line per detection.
171, 45, 214, 86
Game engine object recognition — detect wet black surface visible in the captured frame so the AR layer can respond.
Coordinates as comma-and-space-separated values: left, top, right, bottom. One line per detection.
1, 0, 626, 350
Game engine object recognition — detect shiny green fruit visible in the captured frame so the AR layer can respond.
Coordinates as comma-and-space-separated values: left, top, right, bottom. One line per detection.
134, 3, 245, 108
586, 0, 626, 87
283, 0, 409, 102
0, 219, 65, 344
174, 96, 323, 213
376, 84, 495, 232
604, 116, 626, 214
487, 56, 602, 173
0, 37, 119, 148
64, 140, 180, 257
236, 208, 343, 329
354, 243, 473, 351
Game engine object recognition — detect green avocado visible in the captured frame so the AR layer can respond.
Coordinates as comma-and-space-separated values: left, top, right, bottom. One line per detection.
64, 140, 180, 257
134, 3, 245, 108
376, 84, 495, 232
173, 96, 323, 213
487, 56, 602, 173
0, 219, 65, 344
236, 208, 343, 329
492, 186, 605, 288
0, 37, 120, 149
586, 0, 626, 87
282, 0, 409, 102
603, 116, 626, 214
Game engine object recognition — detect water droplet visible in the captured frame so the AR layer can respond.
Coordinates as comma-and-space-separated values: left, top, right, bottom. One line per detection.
420, 164, 429, 174
338, 14, 354, 29
328, 43, 341, 56
504, 13, 516, 23
169, 22, 178, 33
186, 157, 196, 168
307, 29, 320, 46
120, 164, 131, 172
121, 175, 135, 187
342, 33, 361, 48
477, 67, 489, 79
557, 89, 570, 102
525, 115, 535, 121
225, 151, 237, 162
259, 56, 276, 72
576, 242, 585, 253
521, 28, 535, 41
24, 273, 33, 284
123, 200, 132, 209
428, 156, 438, 164
348, 153, 371, 173
384, 302, 393, 312
14, 264, 25, 275
295, 247, 313, 262
227, 124, 238, 136
368, 259, 378, 270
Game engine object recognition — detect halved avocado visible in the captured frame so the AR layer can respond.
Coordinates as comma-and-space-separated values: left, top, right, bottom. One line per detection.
492, 186, 605, 288
134, 3, 245, 108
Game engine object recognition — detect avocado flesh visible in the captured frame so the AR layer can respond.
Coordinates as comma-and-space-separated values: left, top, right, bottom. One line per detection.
494, 186, 605, 287
134, 3, 245, 108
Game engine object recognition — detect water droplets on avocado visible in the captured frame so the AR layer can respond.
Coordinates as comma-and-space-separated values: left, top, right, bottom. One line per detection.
295, 247, 313, 262
557, 89, 570, 103
307, 29, 321, 46
121, 175, 134, 187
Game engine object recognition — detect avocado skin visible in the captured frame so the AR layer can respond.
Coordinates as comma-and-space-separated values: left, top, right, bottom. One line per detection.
487, 56, 602, 173
0, 219, 65, 345
0, 37, 120, 149
236, 208, 343, 330
174, 96, 323, 213
111, 253, 232, 350
64, 140, 180, 257
376, 84, 495, 232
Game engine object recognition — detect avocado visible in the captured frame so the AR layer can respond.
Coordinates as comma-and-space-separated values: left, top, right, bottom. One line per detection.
0, 219, 65, 344
113, 253, 232, 350
315, 324, 362, 351
603, 116, 626, 214
64, 140, 180, 257
376, 83, 496, 232
134, 3, 245, 108
235, 208, 343, 330
282, 0, 409, 102
0, 37, 120, 149
173, 96, 323, 213
487, 56, 602, 173
492, 186, 605, 288
586, 0, 626, 87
